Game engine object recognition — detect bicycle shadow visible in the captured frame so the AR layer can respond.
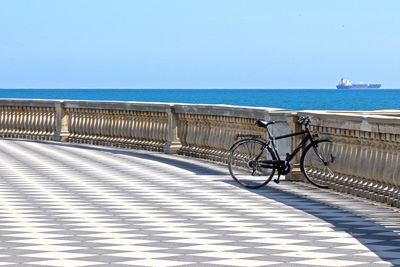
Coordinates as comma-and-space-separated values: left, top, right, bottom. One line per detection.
223, 179, 400, 265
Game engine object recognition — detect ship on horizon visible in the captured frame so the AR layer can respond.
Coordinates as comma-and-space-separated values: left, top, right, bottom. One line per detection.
336, 78, 381, 89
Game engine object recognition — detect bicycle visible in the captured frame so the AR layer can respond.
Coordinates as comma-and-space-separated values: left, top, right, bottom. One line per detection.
228, 116, 335, 189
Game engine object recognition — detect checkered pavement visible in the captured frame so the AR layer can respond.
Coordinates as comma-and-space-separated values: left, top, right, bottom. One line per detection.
0, 139, 398, 266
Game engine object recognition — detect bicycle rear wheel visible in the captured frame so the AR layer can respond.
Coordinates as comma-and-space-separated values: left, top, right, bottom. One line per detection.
301, 140, 335, 188
228, 139, 276, 189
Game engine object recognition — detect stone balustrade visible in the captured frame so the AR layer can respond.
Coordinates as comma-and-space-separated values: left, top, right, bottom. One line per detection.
293, 110, 400, 207
0, 99, 291, 158
63, 101, 170, 152
174, 104, 291, 162
0, 99, 399, 207
0, 100, 56, 140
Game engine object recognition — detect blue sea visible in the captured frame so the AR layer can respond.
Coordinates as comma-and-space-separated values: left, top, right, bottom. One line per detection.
0, 89, 399, 111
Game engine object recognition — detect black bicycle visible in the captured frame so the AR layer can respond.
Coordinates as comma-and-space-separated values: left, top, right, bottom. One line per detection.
228, 116, 335, 189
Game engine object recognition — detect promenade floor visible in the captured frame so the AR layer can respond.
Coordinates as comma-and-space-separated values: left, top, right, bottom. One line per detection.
0, 139, 399, 266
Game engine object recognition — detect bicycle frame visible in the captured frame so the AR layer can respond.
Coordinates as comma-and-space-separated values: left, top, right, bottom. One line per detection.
263, 126, 316, 174
274, 130, 310, 162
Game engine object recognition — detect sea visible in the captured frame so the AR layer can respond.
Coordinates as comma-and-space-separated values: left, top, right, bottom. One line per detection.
0, 89, 399, 111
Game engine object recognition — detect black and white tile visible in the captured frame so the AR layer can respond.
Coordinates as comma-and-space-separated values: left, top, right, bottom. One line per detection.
0, 139, 398, 266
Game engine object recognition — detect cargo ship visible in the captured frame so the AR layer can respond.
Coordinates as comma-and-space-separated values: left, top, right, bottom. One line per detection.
336, 78, 381, 89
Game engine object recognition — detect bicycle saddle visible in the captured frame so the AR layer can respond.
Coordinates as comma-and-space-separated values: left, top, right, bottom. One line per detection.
256, 119, 275, 128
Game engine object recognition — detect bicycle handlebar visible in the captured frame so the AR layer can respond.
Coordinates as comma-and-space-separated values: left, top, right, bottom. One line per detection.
256, 117, 311, 128
297, 116, 311, 126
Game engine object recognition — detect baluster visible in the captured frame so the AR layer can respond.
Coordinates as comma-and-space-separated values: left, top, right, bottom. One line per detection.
70, 109, 78, 142
3, 107, 9, 137
87, 109, 95, 143
92, 110, 100, 144
44, 108, 52, 139
104, 110, 111, 144
0, 107, 4, 137
127, 110, 135, 148
9, 107, 16, 137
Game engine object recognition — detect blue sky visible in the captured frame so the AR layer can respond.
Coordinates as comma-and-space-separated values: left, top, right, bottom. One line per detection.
0, 0, 399, 88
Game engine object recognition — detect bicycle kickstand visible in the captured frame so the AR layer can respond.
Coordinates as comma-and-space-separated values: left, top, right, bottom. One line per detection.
273, 175, 281, 184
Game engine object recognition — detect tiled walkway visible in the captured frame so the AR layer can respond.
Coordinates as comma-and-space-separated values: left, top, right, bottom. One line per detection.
0, 139, 399, 266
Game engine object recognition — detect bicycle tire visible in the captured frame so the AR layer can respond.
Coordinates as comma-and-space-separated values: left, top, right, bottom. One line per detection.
228, 139, 277, 189
300, 140, 334, 188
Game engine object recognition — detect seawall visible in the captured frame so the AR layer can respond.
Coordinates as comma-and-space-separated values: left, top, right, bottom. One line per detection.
0, 99, 399, 207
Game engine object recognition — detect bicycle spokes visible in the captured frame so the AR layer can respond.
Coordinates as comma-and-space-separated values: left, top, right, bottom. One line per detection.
301, 140, 334, 188
228, 139, 276, 189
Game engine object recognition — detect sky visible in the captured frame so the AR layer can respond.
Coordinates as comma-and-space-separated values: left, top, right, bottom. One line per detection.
0, 0, 399, 89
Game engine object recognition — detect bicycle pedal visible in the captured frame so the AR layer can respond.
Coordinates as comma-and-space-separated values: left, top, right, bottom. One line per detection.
273, 179, 280, 184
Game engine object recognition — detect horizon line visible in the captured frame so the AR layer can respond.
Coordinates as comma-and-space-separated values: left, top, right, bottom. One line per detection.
0, 87, 398, 90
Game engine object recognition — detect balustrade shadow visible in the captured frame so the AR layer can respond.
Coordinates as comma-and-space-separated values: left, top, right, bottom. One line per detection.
223, 179, 400, 265
10, 139, 226, 176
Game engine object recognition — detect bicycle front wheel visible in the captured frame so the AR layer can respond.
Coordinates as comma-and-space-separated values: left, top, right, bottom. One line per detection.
301, 140, 335, 188
228, 139, 276, 189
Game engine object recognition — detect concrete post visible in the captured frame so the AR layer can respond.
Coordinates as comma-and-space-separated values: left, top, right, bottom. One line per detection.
286, 115, 305, 181
163, 106, 182, 154
53, 101, 70, 142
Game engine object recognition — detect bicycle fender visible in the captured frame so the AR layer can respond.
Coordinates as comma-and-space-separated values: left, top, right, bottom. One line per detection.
229, 138, 265, 151
316, 139, 332, 143
305, 139, 332, 149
